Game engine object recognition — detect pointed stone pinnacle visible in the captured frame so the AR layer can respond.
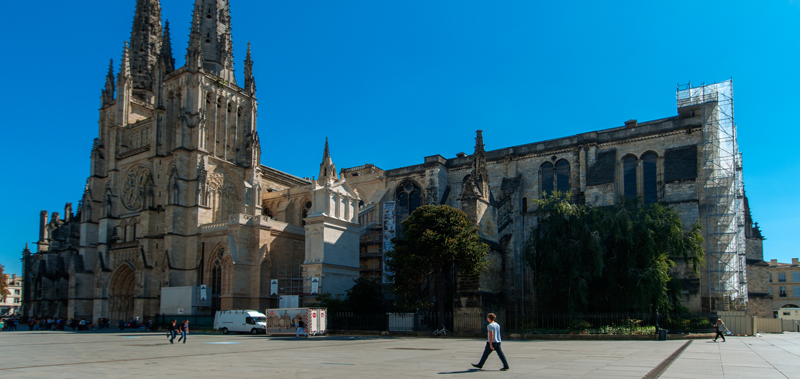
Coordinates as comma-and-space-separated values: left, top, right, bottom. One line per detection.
120, 41, 131, 77
107, 59, 114, 77
475, 130, 485, 153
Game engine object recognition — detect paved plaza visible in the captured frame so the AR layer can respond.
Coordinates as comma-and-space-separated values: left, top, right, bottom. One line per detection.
0, 330, 798, 378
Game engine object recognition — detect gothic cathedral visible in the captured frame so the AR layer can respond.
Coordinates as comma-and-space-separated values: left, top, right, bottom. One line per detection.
23, 0, 761, 321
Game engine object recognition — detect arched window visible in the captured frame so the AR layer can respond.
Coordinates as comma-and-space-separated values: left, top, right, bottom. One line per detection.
206, 93, 216, 151
540, 162, 554, 197
556, 160, 570, 193
395, 181, 422, 217
216, 97, 225, 158
623, 155, 638, 199
522, 197, 528, 213
301, 201, 312, 226
211, 249, 223, 309
642, 152, 658, 206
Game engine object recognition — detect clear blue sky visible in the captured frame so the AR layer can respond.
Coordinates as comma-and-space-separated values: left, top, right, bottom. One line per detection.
1, 0, 798, 275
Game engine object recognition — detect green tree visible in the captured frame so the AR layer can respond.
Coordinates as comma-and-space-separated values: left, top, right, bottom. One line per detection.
346, 277, 385, 313
386, 205, 489, 323
0, 264, 8, 302
525, 192, 704, 313
314, 292, 347, 313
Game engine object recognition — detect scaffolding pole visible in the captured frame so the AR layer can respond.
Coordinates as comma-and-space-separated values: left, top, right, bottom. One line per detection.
677, 80, 746, 311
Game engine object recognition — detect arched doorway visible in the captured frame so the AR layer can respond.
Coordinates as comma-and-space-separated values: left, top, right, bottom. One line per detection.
109, 264, 135, 322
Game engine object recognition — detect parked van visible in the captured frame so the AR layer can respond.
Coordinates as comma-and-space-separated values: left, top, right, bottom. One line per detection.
213, 310, 267, 334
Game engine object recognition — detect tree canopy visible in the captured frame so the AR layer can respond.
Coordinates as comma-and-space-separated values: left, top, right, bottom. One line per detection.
0, 264, 8, 302
345, 277, 385, 313
525, 192, 704, 313
314, 277, 386, 313
386, 205, 489, 319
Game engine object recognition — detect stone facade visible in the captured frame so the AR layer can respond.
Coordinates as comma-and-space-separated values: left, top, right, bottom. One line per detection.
22, 0, 760, 320
22, 0, 305, 321
743, 193, 772, 318
768, 258, 800, 311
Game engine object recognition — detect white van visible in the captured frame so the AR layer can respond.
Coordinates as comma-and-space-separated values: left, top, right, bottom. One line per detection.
213, 310, 267, 334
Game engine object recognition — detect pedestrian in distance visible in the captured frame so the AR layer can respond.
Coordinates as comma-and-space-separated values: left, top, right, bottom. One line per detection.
471, 313, 509, 371
177, 320, 189, 344
167, 320, 177, 344
0, 318, 5, 333
296, 318, 308, 338
713, 318, 727, 342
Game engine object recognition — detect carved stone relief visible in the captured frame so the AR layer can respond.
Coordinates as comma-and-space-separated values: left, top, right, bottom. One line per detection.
121, 164, 152, 211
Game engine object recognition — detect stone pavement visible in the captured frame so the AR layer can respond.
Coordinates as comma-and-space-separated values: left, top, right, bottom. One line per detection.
0, 329, 798, 378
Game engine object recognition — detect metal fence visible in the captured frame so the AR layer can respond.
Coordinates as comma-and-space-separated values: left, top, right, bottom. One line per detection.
326, 311, 718, 335
328, 312, 388, 331
510, 313, 717, 335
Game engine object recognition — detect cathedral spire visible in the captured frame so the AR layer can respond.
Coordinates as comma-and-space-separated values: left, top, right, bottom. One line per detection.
475, 130, 485, 155
185, 1, 204, 72
119, 41, 132, 79
101, 59, 116, 107
319, 137, 338, 182
129, 0, 163, 92
193, 0, 236, 84
244, 42, 256, 95
159, 20, 175, 73
458, 130, 490, 202
473, 130, 489, 185
117, 41, 132, 126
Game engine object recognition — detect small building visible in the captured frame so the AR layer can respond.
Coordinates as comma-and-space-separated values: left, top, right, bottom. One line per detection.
776, 306, 800, 320
768, 258, 800, 310
1, 273, 23, 316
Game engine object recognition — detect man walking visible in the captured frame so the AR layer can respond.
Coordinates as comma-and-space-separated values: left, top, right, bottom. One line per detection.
168, 320, 177, 344
471, 313, 509, 371
296, 318, 308, 338
177, 320, 189, 344
713, 318, 727, 342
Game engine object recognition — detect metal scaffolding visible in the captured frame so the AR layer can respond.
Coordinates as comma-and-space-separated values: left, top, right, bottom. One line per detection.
677, 80, 746, 311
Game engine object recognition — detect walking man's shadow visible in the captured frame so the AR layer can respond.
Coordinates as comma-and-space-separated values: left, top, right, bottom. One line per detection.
438, 369, 482, 374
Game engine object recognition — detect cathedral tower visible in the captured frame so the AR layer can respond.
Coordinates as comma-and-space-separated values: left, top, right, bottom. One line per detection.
129, 0, 164, 103
194, 0, 236, 84
26, 0, 264, 321
303, 140, 362, 296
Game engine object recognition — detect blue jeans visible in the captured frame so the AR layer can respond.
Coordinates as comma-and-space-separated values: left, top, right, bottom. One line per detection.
297, 327, 307, 337
178, 330, 187, 343
475, 342, 508, 368
169, 330, 176, 343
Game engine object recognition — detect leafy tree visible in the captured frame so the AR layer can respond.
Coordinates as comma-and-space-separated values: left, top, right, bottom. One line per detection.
346, 277, 385, 313
386, 205, 489, 323
525, 192, 704, 313
314, 292, 347, 313
0, 264, 8, 302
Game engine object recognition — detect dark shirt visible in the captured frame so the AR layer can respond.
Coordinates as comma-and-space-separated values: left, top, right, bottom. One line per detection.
298, 320, 305, 328
168, 324, 176, 331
